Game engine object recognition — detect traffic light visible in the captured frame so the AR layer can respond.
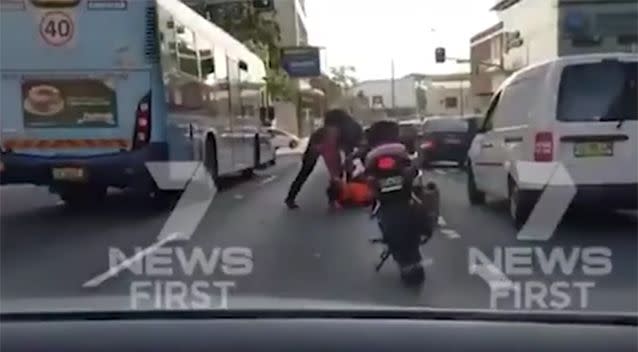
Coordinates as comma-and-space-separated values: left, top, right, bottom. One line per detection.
252, 0, 274, 11
435, 47, 446, 63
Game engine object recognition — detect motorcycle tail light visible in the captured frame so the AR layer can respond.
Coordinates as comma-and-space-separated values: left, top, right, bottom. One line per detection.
376, 156, 396, 170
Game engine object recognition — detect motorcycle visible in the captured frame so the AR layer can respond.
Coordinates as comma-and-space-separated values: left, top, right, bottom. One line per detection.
367, 151, 440, 285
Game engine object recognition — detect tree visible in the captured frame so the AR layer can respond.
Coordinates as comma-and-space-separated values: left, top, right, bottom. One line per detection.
329, 66, 358, 92
416, 87, 427, 116
310, 74, 343, 107
199, 2, 294, 101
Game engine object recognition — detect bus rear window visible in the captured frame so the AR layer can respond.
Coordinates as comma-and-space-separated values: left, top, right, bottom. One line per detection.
30, 0, 80, 8
557, 61, 637, 122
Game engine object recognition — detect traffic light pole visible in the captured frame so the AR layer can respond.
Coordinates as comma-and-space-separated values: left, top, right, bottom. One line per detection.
452, 57, 505, 71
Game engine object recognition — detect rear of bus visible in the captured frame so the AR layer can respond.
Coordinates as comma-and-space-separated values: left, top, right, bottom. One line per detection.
0, 0, 166, 200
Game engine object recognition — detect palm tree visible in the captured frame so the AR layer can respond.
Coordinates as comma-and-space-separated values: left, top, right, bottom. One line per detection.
329, 66, 358, 94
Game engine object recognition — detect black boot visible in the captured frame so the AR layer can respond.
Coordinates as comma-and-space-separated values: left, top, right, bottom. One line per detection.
285, 198, 300, 210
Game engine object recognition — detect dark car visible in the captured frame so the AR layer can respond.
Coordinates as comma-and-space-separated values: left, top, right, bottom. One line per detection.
462, 114, 483, 141
398, 120, 424, 155
419, 117, 471, 168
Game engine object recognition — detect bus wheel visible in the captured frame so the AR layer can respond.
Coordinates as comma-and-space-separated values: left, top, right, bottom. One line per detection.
59, 186, 107, 209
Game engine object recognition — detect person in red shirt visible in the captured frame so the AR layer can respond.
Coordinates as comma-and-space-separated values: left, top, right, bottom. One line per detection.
285, 109, 361, 209
317, 125, 344, 208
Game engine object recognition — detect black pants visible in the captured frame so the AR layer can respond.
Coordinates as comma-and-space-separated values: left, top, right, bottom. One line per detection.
326, 179, 341, 203
286, 148, 320, 202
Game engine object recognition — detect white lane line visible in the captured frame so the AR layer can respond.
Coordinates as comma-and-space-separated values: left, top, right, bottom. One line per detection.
0, 185, 37, 190
82, 232, 181, 288
434, 169, 447, 176
233, 194, 244, 200
470, 263, 518, 292
440, 228, 461, 239
259, 175, 277, 186
438, 216, 447, 226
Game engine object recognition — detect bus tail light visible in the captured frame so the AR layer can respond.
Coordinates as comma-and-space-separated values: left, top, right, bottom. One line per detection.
133, 93, 151, 149
534, 131, 553, 162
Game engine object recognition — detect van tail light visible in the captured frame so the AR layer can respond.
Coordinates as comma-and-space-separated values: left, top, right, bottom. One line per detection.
133, 93, 151, 149
534, 131, 553, 162
376, 156, 397, 170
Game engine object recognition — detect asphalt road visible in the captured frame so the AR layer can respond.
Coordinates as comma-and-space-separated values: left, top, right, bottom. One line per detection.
1, 156, 636, 313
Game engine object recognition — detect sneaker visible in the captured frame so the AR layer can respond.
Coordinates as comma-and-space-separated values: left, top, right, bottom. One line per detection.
285, 199, 300, 210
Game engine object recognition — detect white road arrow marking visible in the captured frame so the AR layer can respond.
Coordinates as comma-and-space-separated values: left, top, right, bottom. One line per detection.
259, 175, 277, 185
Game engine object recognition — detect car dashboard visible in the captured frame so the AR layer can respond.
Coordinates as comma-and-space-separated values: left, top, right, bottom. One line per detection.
1, 309, 636, 352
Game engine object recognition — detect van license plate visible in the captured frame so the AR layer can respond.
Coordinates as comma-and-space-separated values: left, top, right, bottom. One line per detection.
52, 167, 86, 181
573, 142, 613, 157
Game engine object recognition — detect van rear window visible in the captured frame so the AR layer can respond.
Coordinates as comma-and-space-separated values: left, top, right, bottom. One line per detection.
424, 119, 468, 132
557, 61, 637, 122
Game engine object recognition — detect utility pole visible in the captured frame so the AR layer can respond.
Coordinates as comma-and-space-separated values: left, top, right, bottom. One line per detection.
459, 79, 464, 117
391, 59, 396, 111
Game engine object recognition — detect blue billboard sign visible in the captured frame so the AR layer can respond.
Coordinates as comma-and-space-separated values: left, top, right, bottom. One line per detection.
281, 46, 321, 78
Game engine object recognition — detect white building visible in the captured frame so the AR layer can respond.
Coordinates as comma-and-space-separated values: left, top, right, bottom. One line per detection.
273, 0, 309, 46
493, 0, 638, 71
425, 80, 473, 117
354, 75, 428, 118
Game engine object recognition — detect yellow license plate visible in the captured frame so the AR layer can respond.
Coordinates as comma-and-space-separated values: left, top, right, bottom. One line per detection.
52, 167, 86, 181
573, 142, 613, 158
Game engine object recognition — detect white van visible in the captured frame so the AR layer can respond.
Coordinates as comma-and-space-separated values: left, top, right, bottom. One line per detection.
467, 53, 637, 228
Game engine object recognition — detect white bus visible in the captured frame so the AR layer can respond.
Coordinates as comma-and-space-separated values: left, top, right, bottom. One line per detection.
0, 0, 275, 206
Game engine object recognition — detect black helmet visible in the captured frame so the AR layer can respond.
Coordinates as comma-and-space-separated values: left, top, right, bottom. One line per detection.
366, 120, 400, 148
324, 109, 349, 127
324, 109, 363, 151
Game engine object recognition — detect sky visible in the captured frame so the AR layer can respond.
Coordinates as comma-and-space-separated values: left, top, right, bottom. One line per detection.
304, 0, 499, 80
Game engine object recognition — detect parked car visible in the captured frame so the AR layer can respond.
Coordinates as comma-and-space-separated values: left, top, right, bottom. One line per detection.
268, 128, 300, 150
467, 53, 637, 228
419, 117, 471, 168
398, 119, 424, 155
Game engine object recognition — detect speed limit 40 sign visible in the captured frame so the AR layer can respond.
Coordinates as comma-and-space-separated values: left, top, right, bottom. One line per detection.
39, 11, 75, 47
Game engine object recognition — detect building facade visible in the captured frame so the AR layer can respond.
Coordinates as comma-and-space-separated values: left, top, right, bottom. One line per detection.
273, 0, 308, 46
492, 0, 638, 71
469, 22, 511, 114
425, 73, 473, 117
